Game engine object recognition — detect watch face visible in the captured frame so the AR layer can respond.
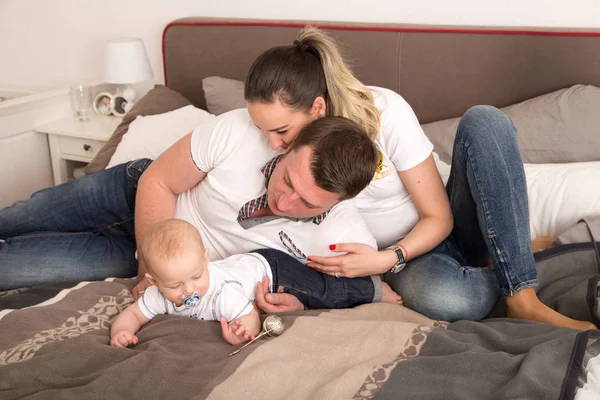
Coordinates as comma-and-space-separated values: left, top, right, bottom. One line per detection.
390, 263, 406, 274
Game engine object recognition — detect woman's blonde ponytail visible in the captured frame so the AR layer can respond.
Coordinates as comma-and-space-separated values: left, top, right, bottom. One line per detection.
296, 27, 381, 139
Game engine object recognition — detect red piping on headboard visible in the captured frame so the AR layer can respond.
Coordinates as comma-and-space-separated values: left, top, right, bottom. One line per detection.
161, 20, 600, 86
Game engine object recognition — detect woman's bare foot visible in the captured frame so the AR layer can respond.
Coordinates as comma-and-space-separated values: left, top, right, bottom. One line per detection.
381, 282, 403, 305
506, 288, 597, 330
531, 236, 554, 252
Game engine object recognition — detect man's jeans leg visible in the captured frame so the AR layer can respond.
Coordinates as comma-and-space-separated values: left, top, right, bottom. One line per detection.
252, 249, 380, 309
385, 106, 536, 322
0, 158, 152, 290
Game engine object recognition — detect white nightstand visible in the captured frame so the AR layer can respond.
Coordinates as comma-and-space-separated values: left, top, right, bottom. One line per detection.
35, 115, 120, 185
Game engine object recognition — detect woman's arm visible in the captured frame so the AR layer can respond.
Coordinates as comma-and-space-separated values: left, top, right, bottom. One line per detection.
134, 133, 207, 279
307, 154, 453, 277
393, 153, 453, 260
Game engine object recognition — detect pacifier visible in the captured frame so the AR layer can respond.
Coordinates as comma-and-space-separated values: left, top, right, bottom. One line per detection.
183, 293, 201, 306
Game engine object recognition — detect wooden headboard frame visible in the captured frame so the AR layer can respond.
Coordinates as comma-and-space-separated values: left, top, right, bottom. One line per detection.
162, 18, 600, 123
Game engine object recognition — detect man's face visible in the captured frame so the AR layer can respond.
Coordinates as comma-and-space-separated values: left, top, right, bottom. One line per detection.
267, 146, 339, 219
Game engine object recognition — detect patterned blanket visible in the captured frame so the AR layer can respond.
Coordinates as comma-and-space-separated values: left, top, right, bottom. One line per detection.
1, 276, 598, 399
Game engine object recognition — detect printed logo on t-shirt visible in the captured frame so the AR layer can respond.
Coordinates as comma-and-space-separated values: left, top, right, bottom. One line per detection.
373, 151, 392, 181
279, 230, 307, 259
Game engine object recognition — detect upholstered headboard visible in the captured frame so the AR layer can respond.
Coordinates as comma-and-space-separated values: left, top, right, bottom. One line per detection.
162, 18, 600, 123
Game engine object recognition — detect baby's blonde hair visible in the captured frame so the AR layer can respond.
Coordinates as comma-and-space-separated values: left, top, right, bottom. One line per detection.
141, 219, 205, 276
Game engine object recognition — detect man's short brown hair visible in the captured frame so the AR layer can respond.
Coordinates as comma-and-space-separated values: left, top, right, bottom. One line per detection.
290, 116, 379, 200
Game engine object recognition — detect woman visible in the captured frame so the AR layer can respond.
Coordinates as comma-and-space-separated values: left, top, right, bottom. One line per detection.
245, 26, 595, 330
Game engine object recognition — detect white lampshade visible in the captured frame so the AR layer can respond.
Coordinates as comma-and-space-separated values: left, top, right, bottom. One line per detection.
103, 38, 154, 84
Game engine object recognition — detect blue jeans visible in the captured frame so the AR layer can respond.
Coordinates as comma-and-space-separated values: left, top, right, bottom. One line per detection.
0, 159, 153, 290
253, 248, 381, 309
384, 106, 538, 322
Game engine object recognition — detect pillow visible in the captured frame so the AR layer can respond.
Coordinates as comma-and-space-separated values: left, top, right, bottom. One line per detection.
524, 161, 600, 239
107, 105, 215, 168
422, 85, 600, 164
434, 157, 600, 240
202, 76, 246, 115
84, 85, 193, 174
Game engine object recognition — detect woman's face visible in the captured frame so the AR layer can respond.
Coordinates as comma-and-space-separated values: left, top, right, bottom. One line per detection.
247, 97, 326, 151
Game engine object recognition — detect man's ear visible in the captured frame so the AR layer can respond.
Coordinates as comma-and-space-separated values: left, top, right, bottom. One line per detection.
310, 96, 327, 118
145, 273, 157, 286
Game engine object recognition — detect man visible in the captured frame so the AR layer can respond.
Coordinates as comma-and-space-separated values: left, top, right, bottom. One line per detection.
0, 110, 379, 294
133, 111, 380, 297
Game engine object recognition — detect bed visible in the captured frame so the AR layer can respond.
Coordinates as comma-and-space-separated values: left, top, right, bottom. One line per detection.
3, 18, 600, 399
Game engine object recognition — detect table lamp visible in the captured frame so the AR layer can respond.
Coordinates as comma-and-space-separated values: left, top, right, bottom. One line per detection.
102, 38, 154, 115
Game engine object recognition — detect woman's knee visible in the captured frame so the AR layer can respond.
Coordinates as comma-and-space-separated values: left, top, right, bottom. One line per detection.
385, 255, 497, 322
458, 105, 516, 143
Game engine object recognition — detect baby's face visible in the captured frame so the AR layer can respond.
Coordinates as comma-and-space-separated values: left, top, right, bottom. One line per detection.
152, 249, 210, 306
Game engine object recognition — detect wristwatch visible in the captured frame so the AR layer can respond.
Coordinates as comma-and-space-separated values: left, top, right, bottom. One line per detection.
386, 245, 407, 273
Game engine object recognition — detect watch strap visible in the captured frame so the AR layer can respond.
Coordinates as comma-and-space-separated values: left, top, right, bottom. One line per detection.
387, 245, 406, 273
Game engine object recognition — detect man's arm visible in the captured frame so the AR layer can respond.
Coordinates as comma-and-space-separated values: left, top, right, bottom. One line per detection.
133, 133, 206, 296
110, 302, 152, 348
255, 276, 304, 314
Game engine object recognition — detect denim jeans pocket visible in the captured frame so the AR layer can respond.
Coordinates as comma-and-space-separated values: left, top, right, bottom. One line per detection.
276, 285, 309, 307
126, 158, 153, 181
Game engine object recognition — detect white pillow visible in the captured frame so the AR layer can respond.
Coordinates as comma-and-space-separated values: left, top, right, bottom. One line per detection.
435, 158, 600, 239
525, 162, 600, 239
107, 105, 215, 168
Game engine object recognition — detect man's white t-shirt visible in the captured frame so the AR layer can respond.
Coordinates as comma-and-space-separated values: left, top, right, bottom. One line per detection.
175, 109, 376, 262
355, 87, 434, 249
138, 253, 273, 323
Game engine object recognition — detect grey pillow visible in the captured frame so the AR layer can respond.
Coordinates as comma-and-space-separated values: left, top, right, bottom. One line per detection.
422, 84, 600, 164
84, 85, 192, 174
202, 76, 246, 115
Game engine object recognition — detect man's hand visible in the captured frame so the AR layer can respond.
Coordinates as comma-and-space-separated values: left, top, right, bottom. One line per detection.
110, 330, 138, 348
132, 276, 152, 300
220, 317, 255, 345
255, 276, 304, 313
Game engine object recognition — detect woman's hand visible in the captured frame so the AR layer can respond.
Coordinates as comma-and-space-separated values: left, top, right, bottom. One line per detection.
307, 243, 397, 278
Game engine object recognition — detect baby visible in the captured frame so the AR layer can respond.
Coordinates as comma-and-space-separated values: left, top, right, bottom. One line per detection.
110, 219, 402, 347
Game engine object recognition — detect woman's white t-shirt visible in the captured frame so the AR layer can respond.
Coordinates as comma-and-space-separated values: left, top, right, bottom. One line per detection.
355, 87, 434, 249
175, 109, 377, 262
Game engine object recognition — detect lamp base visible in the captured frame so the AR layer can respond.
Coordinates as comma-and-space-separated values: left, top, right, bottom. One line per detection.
122, 86, 137, 103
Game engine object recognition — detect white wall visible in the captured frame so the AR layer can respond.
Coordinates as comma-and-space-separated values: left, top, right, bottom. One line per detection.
1, 0, 600, 90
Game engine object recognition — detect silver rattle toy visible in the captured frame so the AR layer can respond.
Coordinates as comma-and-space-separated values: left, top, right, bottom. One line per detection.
228, 315, 285, 356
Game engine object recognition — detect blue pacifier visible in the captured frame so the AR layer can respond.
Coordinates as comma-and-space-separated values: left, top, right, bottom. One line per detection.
183, 293, 201, 306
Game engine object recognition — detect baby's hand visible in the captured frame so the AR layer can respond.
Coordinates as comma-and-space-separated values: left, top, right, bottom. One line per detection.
220, 317, 255, 345
110, 330, 139, 348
